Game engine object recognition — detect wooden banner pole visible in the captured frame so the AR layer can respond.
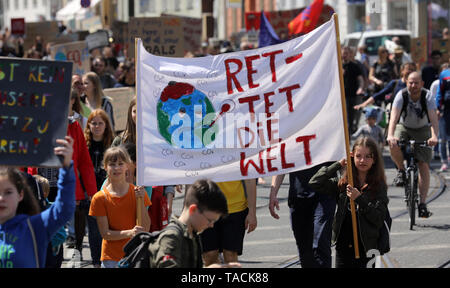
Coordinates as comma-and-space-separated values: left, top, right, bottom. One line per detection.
135, 37, 143, 227
333, 13, 360, 259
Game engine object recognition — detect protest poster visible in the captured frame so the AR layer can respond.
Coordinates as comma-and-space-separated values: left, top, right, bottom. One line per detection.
23, 21, 79, 51
161, 14, 202, 57
111, 21, 129, 46
410, 37, 428, 65
432, 39, 450, 63
11, 18, 25, 36
86, 30, 110, 52
50, 41, 90, 76
0, 57, 73, 167
136, 17, 346, 186
128, 17, 185, 58
103, 87, 135, 132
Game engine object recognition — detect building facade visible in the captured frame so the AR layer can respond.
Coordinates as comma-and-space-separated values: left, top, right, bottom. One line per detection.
2, 0, 68, 31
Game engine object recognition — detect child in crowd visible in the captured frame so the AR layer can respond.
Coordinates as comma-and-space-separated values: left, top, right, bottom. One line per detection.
89, 146, 151, 268
148, 179, 239, 268
81, 72, 115, 130
352, 107, 385, 150
309, 136, 389, 268
0, 137, 76, 268
112, 96, 177, 232
84, 109, 115, 268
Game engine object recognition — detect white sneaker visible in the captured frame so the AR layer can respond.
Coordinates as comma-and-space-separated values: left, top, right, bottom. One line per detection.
440, 163, 448, 172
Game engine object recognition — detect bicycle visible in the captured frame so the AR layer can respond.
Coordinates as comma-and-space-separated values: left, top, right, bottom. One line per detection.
398, 140, 429, 230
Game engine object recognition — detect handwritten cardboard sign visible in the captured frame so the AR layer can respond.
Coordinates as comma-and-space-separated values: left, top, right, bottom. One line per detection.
0, 57, 73, 167
432, 39, 450, 63
86, 30, 110, 52
50, 41, 90, 76
410, 37, 427, 65
103, 87, 135, 132
128, 17, 185, 58
23, 21, 79, 51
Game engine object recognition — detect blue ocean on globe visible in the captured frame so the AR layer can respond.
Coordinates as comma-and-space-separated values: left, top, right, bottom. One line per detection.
157, 88, 215, 149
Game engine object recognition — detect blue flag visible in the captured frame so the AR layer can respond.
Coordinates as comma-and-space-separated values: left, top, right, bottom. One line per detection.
258, 12, 283, 48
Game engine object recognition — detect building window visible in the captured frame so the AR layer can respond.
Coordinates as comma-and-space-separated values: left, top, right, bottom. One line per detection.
41, 0, 45, 7
187, 0, 194, 10
14, 0, 19, 10
6, 0, 10, 10
174, 0, 181, 11
33, 0, 37, 8
140, 0, 155, 13
24, 0, 28, 9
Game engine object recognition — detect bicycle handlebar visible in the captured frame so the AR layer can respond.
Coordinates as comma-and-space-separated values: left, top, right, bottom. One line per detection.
397, 140, 430, 148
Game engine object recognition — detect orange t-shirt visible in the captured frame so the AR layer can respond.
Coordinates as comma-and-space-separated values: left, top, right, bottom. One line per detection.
89, 184, 151, 261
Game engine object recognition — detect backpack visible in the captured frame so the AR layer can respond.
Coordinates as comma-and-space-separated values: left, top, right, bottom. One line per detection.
400, 88, 430, 123
377, 208, 392, 255
118, 224, 181, 268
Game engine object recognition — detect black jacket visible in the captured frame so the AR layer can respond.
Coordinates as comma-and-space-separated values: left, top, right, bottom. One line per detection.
309, 162, 389, 253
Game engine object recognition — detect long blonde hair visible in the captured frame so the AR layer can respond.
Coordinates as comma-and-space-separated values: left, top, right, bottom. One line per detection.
83, 72, 105, 108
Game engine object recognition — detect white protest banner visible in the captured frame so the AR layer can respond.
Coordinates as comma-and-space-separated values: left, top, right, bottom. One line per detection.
136, 17, 346, 186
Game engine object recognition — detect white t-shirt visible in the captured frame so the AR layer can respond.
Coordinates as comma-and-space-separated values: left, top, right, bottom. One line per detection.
392, 88, 436, 129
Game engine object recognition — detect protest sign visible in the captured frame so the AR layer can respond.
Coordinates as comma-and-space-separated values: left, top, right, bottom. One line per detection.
432, 39, 450, 63
111, 21, 129, 46
103, 87, 135, 132
136, 17, 346, 186
23, 21, 79, 51
410, 37, 427, 65
161, 14, 202, 57
86, 30, 110, 52
50, 41, 90, 76
11, 18, 25, 36
128, 17, 185, 58
0, 57, 73, 167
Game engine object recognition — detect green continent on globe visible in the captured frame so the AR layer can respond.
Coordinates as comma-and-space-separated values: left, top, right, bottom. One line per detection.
157, 82, 217, 148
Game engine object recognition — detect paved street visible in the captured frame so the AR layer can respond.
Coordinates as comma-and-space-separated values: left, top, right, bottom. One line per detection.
61, 145, 450, 268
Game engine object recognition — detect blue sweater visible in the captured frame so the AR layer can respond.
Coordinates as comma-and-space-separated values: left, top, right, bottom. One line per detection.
0, 164, 76, 268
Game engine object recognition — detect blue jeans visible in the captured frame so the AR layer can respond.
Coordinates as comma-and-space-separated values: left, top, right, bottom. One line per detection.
289, 194, 336, 268
101, 260, 118, 268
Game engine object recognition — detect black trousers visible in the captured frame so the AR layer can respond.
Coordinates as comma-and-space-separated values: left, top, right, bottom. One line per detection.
335, 247, 370, 268
289, 194, 336, 268
74, 200, 102, 265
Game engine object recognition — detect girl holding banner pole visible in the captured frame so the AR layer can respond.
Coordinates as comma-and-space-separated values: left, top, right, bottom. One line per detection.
309, 136, 389, 268
89, 146, 151, 268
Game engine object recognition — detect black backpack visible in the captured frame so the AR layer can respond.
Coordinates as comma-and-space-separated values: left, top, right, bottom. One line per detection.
377, 208, 392, 255
400, 88, 430, 123
118, 225, 181, 268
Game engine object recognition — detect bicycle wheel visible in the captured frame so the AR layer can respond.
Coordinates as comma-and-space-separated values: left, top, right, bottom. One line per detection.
408, 169, 416, 230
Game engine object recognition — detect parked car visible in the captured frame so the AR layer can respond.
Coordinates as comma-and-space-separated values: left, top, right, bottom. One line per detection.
343, 30, 412, 65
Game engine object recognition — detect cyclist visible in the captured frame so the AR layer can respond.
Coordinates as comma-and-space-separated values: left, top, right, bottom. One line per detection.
387, 72, 439, 218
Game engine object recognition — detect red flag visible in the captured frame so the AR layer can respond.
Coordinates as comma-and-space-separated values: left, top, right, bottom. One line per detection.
288, 0, 324, 35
